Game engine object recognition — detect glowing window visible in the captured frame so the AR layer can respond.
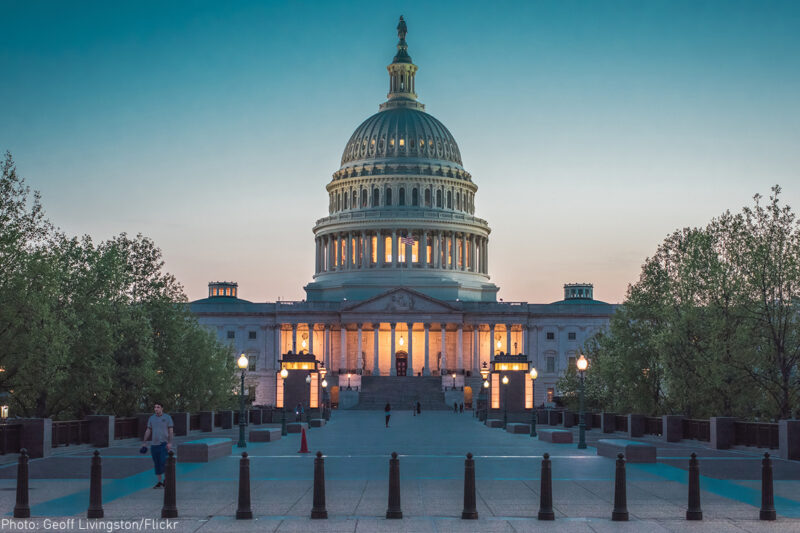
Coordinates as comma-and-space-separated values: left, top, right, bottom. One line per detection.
399, 138, 405, 147
398, 237, 406, 262
426, 244, 432, 264
491, 373, 499, 409
419, 139, 424, 148
412, 239, 419, 263
384, 236, 392, 263
225, 287, 231, 296
547, 388, 554, 402
371, 235, 377, 263
390, 138, 395, 147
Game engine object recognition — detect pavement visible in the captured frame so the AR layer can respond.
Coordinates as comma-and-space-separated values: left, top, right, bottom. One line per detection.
1, 410, 799, 532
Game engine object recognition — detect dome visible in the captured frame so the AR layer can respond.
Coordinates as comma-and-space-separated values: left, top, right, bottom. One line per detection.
340, 107, 464, 168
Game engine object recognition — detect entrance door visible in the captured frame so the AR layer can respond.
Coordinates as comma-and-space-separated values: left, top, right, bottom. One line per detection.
396, 352, 408, 376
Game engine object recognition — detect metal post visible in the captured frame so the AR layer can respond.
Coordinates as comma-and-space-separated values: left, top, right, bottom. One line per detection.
161, 451, 178, 518
236, 452, 253, 519
238, 370, 247, 448
686, 452, 702, 520
87, 450, 104, 518
611, 453, 628, 521
14, 448, 30, 518
386, 452, 402, 519
502, 383, 507, 429
537, 453, 554, 520
281, 408, 287, 436
530, 380, 537, 437
578, 371, 587, 449
461, 452, 478, 519
760, 452, 776, 520
311, 451, 328, 519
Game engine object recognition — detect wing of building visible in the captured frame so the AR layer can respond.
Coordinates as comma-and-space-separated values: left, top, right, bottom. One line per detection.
190, 17, 616, 409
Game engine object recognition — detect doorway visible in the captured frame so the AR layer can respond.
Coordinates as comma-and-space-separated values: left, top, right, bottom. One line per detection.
396, 351, 408, 376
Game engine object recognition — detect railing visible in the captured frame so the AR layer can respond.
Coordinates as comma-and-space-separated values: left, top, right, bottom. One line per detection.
733, 421, 779, 449
1, 423, 23, 454
682, 419, 710, 442
114, 417, 139, 440
645, 417, 662, 436
189, 414, 201, 431
615, 415, 628, 433
52, 420, 91, 447
590, 413, 601, 428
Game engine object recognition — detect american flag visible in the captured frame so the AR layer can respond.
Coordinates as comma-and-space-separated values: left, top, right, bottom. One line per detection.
400, 235, 415, 245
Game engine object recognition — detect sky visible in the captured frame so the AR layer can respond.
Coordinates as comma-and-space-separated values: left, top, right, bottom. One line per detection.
2, 1, 799, 304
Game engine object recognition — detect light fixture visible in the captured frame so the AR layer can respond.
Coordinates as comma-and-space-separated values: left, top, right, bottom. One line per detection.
483, 380, 489, 389
502, 375, 509, 385
577, 355, 588, 371
305, 374, 312, 384
479, 361, 489, 381
319, 362, 327, 379
321, 379, 328, 388
530, 367, 538, 380
237, 353, 249, 370
301, 339, 307, 349
280, 368, 289, 379
399, 336, 405, 346
452, 373, 456, 379
496, 340, 501, 348
0, 405, 8, 421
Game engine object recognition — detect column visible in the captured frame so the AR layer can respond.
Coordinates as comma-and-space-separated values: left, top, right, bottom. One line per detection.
469, 235, 475, 272
473, 327, 480, 373
434, 232, 441, 268
423, 323, 430, 375
356, 324, 363, 373
422, 231, 429, 268
506, 325, 512, 355
390, 323, 397, 376
327, 236, 333, 272
406, 322, 414, 375
440, 324, 447, 372
309, 323, 315, 354
378, 231, 385, 267
405, 232, 412, 268
490, 323, 496, 361
391, 230, 398, 267
450, 232, 456, 270
273, 324, 281, 368
361, 231, 367, 268
485, 237, 489, 273
292, 324, 297, 353
324, 324, 331, 369
522, 326, 528, 357
373, 324, 380, 376
340, 324, 347, 372
457, 325, 463, 371
461, 234, 467, 271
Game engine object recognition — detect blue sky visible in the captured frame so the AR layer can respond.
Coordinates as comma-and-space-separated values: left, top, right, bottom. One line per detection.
2, 1, 799, 303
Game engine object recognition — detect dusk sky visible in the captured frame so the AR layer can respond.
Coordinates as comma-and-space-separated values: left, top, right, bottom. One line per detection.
2, 1, 799, 304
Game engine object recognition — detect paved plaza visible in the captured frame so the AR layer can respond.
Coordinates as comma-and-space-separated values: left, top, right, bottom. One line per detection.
2, 410, 800, 532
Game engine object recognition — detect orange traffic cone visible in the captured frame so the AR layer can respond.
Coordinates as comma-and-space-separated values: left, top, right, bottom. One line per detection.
298, 428, 310, 453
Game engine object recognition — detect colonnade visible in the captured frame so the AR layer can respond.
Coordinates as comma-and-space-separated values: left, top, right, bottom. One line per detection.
314, 231, 488, 275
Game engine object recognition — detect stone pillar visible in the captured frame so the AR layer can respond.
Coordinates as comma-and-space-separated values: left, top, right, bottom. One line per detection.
450, 232, 456, 269
373, 324, 380, 376
390, 323, 397, 376
199, 411, 214, 432
273, 325, 281, 367
391, 230, 398, 267
422, 231, 429, 267
324, 324, 331, 370
292, 324, 297, 354
522, 327, 528, 356
434, 231, 441, 268
340, 325, 347, 372
405, 232, 413, 268
662, 415, 684, 442
171, 413, 189, 436
490, 324, 496, 361
601, 412, 617, 433
473, 327, 480, 373
423, 323, 431, 375
779, 420, 800, 461
357, 324, 363, 374
505, 325, 511, 355
484, 237, 489, 273
470, 235, 476, 272
440, 325, 447, 372
87, 415, 115, 448
361, 231, 368, 268
710, 417, 736, 450
346, 231, 352, 269
20, 418, 53, 458
627, 414, 645, 438
377, 231, 385, 267
457, 325, 464, 372
406, 322, 414, 374
309, 324, 315, 355
461, 233, 467, 271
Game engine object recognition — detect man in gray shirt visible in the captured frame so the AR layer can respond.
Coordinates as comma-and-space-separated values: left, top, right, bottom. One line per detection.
141, 402, 174, 488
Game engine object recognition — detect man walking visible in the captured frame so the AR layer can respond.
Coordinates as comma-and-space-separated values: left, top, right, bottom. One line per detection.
141, 402, 174, 488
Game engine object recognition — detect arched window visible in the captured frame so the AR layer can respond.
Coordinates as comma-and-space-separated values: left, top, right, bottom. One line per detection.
352, 190, 357, 209
343, 193, 348, 209
412, 188, 419, 206
447, 190, 452, 209
436, 189, 442, 208
336, 193, 341, 211
372, 187, 380, 207
399, 188, 406, 206
361, 189, 368, 207
424, 189, 431, 207
385, 187, 392, 206
456, 192, 461, 210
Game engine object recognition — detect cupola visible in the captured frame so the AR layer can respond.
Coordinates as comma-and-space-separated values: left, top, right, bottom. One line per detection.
208, 281, 238, 298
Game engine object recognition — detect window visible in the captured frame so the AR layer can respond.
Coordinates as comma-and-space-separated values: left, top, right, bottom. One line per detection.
456, 192, 461, 210
546, 332, 555, 340
249, 356, 256, 371
361, 190, 367, 207
248, 331, 257, 340
546, 356, 555, 373
385, 188, 392, 206
447, 191, 452, 209
568, 332, 576, 341
227, 331, 235, 340
399, 188, 405, 206
547, 388, 554, 403
351, 190, 357, 208
372, 188, 380, 207
436, 189, 442, 207
412, 188, 418, 206
424, 189, 431, 207
568, 356, 576, 369
343, 194, 348, 209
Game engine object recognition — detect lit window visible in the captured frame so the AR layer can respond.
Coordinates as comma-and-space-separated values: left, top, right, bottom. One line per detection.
390, 138, 395, 147
399, 138, 405, 147
426, 244, 432, 264
547, 388, 554, 402
371, 235, 378, 263
384, 236, 392, 262
412, 239, 419, 262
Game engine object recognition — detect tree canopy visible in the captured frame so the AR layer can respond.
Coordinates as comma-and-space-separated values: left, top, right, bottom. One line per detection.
0, 152, 235, 419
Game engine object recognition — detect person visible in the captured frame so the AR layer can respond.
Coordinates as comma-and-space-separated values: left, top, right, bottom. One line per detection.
416, 401, 421, 415
385, 403, 391, 427
141, 402, 174, 489
412, 401, 416, 416
454, 402, 458, 413
295, 402, 304, 422
460, 402, 464, 413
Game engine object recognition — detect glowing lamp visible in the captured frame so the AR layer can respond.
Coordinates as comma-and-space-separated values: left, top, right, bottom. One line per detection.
305, 374, 312, 384
501, 375, 509, 385
577, 355, 588, 372
280, 368, 289, 379
530, 367, 538, 380
237, 354, 248, 370
321, 379, 328, 388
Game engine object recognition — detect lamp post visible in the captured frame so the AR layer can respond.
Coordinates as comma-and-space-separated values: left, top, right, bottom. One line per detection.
347, 373, 352, 391
529, 367, 538, 437
237, 354, 249, 448
577, 354, 588, 449
319, 362, 329, 420
280, 367, 288, 436
479, 362, 489, 421
501, 375, 509, 429
451, 373, 457, 391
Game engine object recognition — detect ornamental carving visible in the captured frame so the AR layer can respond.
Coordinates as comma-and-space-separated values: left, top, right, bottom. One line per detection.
386, 292, 415, 311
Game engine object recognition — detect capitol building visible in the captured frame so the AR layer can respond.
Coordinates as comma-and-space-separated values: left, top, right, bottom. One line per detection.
190, 18, 615, 408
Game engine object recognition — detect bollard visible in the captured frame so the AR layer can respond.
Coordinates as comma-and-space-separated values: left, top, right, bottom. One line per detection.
311, 451, 328, 519
611, 453, 628, 521
760, 452, 776, 520
161, 450, 178, 518
538, 453, 554, 520
87, 450, 104, 519
236, 452, 253, 519
386, 451, 402, 519
461, 452, 478, 519
281, 408, 287, 436
686, 452, 702, 520
13, 448, 30, 518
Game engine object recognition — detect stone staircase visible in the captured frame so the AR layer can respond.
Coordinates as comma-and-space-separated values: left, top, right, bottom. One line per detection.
355, 376, 450, 410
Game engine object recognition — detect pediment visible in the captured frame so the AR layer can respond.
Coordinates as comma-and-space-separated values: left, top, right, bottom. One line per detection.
342, 288, 459, 314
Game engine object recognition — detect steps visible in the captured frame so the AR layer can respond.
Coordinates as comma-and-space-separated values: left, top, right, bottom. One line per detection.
355, 376, 450, 410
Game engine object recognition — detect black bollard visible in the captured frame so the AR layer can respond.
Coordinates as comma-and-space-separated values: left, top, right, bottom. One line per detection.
538, 453, 554, 520
13, 448, 30, 518
161, 450, 178, 519
760, 452, 776, 521
686, 452, 702, 520
386, 451, 402, 519
461, 452, 478, 519
611, 453, 628, 521
87, 450, 104, 519
236, 452, 253, 519
311, 451, 328, 519
281, 408, 288, 436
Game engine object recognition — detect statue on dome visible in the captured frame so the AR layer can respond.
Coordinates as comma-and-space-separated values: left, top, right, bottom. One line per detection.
397, 16, 407, 41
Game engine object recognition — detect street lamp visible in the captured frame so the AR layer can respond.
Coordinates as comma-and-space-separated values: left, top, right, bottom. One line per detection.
451, 372, 457, 391
479, 362, 490, 421
529, 367, 538, 437
319, 362, 329, 420
236, 354, 248, 448
279, 366, 288, 436
577, 354, 588, 449
347, 373, 352, 391
501, 375, 509, 429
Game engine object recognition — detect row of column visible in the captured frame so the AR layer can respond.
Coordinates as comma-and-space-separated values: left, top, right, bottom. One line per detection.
314, 231, 488, 275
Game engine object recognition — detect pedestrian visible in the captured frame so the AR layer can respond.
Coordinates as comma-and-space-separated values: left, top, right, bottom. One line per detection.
385, 403, 391, 427
412, 401, 416, 416
140, 402, 174, 489
454, 402, 458, 413
416, 401, 421, 415
460, 402, 464, 413
295, 402, 304, 422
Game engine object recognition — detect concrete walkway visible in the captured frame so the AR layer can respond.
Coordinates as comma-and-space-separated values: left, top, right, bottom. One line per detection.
1, 410, 799, 532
